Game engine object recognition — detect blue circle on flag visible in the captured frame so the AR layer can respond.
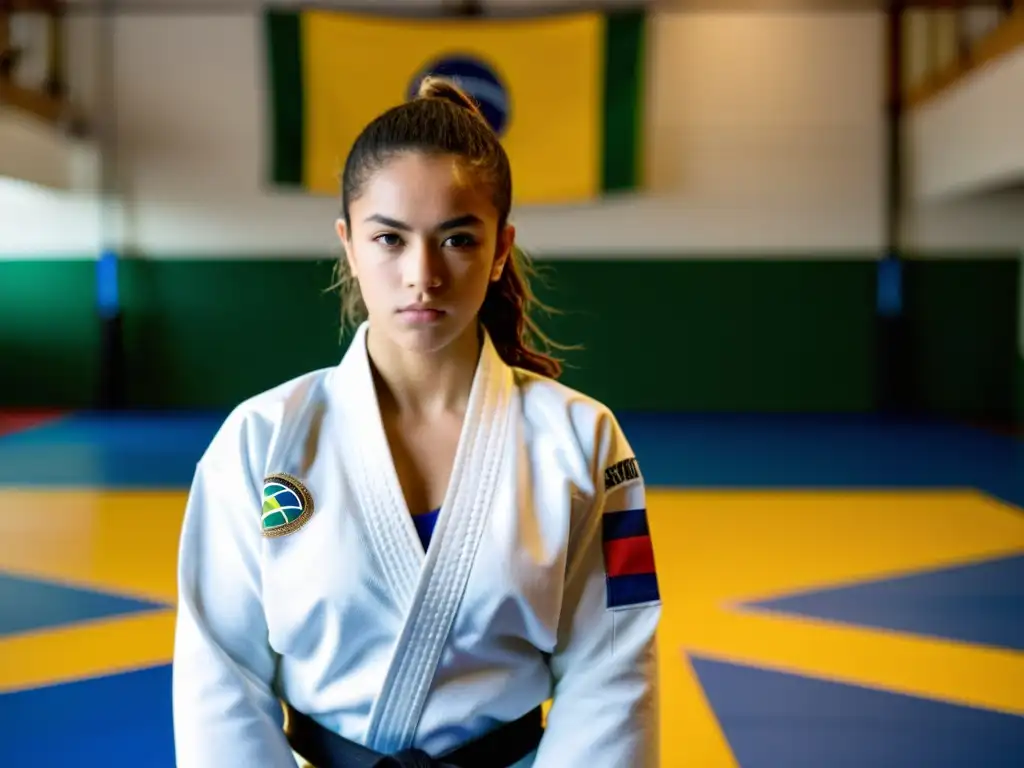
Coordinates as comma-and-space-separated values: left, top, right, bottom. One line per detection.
408, 55, 511, 137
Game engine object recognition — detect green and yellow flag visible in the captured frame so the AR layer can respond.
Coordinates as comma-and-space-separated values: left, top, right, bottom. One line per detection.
264, 7, 646, 205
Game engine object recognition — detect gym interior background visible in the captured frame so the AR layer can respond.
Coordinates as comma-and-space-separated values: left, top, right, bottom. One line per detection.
1, 1, 1022, 766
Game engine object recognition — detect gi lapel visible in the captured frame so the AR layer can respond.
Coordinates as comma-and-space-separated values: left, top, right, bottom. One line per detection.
333, 323, 424, 614
333, 322, 515, 753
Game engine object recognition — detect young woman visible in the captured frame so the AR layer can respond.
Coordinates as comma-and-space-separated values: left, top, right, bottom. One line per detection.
172, 77, 661, 768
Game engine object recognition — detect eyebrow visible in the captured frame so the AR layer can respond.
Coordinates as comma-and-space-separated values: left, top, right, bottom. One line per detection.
364, 214, 483, 231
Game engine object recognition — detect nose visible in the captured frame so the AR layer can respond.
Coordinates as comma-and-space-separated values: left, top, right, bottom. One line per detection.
404, 240, 444, 291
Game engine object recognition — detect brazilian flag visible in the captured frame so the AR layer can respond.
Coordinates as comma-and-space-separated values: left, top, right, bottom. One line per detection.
264, 6, 646, 205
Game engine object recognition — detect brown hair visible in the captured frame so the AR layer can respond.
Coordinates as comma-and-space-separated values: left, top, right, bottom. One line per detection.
333, 75, 564, 379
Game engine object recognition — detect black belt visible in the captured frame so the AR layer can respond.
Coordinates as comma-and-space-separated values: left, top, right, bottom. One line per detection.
284, 704, 544, 768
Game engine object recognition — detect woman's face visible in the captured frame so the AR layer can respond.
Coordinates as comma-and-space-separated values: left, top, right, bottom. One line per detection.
337, 151, 513, 356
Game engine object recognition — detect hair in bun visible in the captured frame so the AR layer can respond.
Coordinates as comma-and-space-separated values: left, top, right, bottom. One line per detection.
416, 75, 488, 125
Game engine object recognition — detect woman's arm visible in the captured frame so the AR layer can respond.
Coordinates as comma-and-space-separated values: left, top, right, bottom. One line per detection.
172, 454, 298, 767
533, 411, 662, 767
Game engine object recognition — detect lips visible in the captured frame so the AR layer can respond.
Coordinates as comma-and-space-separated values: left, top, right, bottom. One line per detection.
398, 306, 446, 324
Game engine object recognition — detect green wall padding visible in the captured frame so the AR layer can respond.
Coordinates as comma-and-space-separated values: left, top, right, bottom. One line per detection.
118, 258, 343, 409
529, 259, 876, 412
1016, 356, 1024, 425
903, 259, 1019, 422
1018, 249, 1024, 427
112, 257, 876, 412
0, 260, 100, 408
1, 255, 1018, 419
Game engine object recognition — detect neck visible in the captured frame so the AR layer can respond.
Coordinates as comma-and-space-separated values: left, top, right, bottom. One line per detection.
365, 321, 483, 417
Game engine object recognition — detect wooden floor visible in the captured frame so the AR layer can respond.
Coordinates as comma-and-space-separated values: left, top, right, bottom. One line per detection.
1, 411, 1022, 766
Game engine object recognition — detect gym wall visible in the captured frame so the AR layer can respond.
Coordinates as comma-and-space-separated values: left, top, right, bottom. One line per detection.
2, 3, 1021, 418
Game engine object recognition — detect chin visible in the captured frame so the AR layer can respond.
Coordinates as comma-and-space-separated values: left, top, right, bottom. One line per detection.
389, 315, 472, 355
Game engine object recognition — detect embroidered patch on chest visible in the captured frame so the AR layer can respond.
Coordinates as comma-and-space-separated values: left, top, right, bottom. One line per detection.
602, 507, 660, 610
261, 473, 315, 538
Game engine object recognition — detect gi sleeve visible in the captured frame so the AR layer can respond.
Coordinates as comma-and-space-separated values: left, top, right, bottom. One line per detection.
533, 411, 662, 767
172, 454, 298, 767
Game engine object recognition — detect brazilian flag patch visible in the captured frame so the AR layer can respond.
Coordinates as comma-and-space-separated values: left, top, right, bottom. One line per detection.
261, 473, 315, 538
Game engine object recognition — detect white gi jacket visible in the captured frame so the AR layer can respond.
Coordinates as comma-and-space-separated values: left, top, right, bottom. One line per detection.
172, 321, 661, 767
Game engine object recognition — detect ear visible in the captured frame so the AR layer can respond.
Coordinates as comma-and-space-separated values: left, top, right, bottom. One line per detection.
491, 224, 515, 282
335, 218, 357, 276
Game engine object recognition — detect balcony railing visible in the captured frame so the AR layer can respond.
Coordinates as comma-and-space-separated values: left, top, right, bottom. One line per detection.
0, 0, 76, 127
903, 0, 1024, 107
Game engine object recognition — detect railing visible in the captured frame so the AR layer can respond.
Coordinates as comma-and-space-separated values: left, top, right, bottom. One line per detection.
902, 0, 1024, 107
0, 0, 77, 127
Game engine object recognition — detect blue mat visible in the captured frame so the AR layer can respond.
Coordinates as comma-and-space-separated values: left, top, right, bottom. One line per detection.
0, 412, 1021, 509
0, 664, 175, 767
742, 553, 1024, 652
690, 654, 1024, 768
0, 573, 167, 637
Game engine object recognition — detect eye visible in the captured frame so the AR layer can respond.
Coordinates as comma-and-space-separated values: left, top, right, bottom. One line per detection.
443, 233, 477, 249
374, 232, 403, 248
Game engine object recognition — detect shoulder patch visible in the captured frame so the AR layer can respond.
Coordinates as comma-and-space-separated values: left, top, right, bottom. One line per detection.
604, 456, 641, 491
602, 507, 660, 610
261, 473, 315, 538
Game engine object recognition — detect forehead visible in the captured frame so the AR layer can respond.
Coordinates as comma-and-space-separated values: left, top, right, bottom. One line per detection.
352, 152, 496, 225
